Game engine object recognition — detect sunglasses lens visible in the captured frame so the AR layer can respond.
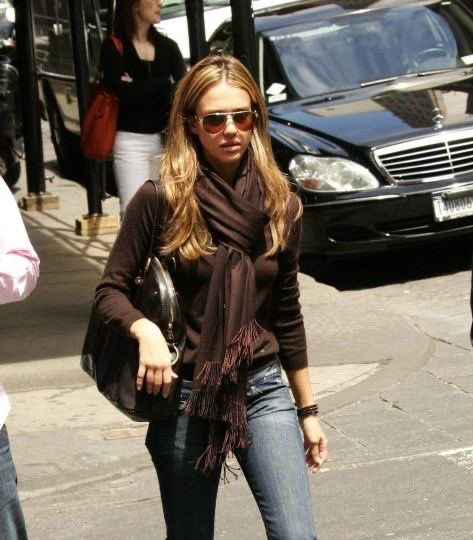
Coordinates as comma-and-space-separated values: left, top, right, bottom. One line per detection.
233, 111, 255, 131
202, 114, 227, 134
200, 112, 256, 133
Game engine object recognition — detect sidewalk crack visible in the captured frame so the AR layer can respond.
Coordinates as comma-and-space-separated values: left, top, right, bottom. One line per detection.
424, 368, 473, 397
321, 418, 371, 452
409, 318, 470, 352
378, 391, 461, 441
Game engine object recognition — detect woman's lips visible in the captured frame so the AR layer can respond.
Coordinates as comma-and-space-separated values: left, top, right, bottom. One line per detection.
221, 142, 241, 151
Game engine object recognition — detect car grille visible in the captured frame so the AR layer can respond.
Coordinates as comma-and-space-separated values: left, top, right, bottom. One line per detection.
373, 128, 473, 185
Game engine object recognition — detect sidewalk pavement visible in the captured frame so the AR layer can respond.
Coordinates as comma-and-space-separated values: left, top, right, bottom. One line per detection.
0, 132, 436, 538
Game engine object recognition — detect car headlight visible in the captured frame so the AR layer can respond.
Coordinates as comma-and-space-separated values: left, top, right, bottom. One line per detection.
289, 154, 379, 192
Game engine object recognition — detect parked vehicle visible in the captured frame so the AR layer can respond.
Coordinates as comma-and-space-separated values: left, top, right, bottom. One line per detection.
0, 1, 21, 188
210, 0, 473, 259
158, 0, 302, 61
32, 0, 105, 181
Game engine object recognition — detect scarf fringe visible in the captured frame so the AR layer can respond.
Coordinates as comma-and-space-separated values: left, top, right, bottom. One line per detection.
187, 320, 267, 474
220, 425, 251, 453
196, 361, 222, 387
221, 320, 265, 384
194, 442, 224, 476
185, 390, 248, 425
184, 389, 218, 419
221, 460, 240, 484
194, 427, 252, 476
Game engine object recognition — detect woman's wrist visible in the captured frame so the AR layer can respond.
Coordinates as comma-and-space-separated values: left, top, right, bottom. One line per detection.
129, 317, 158, 340
296, 403, 319, 418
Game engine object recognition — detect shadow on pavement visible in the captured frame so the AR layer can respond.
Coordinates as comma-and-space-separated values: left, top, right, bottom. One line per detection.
301, 237, 473, 291
0, 209, 115, 364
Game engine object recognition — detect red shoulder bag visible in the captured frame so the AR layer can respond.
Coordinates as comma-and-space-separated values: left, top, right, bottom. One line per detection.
81, 36, 123, 161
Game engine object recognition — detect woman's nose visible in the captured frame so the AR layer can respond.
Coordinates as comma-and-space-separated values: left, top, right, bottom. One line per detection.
223, 115, 237, 135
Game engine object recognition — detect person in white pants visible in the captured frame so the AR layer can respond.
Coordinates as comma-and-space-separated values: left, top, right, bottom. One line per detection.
101, 0, 186, 219
113, 131, 161, 218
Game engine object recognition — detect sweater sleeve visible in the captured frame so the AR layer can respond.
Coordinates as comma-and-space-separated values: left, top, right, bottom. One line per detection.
271, 194, 308, 371
94, 181, 162, 335
168, 38, 186, 83
101, 38, 172, 108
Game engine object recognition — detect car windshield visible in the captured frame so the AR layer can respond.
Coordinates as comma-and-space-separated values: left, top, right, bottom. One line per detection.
263, 2, 473, 102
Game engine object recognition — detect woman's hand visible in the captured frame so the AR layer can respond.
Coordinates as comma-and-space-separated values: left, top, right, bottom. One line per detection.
299, 415, 328, 473
121, 73, 133, 83
129, 318, 178, 397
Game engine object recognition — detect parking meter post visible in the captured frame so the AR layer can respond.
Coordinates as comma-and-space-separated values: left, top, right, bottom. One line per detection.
106, 0, 116, 35
185, 0, 208, 66
68, 0, 91, 128
230, 0, 258, 81
14, 0, 59, 210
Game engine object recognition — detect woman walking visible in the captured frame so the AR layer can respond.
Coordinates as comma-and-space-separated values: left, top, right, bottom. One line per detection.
101, 0, 185, 218
94, 55, 328, 539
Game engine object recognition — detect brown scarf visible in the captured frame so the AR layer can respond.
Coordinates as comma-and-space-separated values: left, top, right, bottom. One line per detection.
184, 155, 269, 475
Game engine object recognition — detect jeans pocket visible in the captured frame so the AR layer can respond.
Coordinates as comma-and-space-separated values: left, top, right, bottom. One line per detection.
247, 363, 284, 398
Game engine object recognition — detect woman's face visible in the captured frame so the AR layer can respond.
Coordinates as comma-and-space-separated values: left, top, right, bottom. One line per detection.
190, 81, 254, 181
134, 0, 161, 26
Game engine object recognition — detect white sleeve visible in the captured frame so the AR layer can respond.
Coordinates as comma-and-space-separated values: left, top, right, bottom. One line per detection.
0, 177, 40, 304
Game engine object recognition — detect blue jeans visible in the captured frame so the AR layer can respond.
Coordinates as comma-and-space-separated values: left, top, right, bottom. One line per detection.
146, 363, 317, 540
0, 426, 28, 540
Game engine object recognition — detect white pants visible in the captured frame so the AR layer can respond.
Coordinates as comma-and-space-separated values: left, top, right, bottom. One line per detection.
113, 131, 161, 219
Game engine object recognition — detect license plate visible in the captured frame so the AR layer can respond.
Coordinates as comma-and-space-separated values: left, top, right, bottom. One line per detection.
432, 192, 473, 222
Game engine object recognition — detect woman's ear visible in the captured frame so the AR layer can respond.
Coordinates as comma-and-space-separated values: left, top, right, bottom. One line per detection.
188, 117, 199, 134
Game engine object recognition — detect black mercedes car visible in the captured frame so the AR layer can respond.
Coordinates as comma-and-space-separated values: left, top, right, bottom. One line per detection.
210, 0, 473, 258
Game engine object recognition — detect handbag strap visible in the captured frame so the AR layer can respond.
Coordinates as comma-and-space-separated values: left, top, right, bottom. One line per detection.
141, 181, 165, 277
109, 35, 124, 56
95, 35, 124, 83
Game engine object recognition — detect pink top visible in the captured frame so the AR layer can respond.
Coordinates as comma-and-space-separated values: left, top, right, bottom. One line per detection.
0, 177, 40, 427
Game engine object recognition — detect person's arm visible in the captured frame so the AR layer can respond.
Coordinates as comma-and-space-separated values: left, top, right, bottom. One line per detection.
271, 193, 328, 472
285, 368, 328, 473
101, 38, 172, 108
0, 178, 39, 305
94, 182, 175, 397
168, 38, 187, 83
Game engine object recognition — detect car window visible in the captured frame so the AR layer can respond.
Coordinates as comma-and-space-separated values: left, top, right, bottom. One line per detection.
263, 2, 473, 101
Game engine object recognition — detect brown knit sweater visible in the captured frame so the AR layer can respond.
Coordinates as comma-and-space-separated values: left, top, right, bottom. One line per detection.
94, 181, 308, 376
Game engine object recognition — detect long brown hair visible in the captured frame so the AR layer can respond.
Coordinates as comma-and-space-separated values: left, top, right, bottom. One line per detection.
159, 55, 301, 260
113, 0, 157, 42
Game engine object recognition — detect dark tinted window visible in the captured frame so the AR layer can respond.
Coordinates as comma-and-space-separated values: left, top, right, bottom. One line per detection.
263, 1, 473, 101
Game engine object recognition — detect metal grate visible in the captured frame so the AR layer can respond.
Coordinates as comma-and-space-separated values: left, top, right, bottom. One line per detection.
373, 128, 473, 185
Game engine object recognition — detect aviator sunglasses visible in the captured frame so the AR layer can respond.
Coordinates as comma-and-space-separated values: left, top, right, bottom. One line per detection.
192, 110, 258, 134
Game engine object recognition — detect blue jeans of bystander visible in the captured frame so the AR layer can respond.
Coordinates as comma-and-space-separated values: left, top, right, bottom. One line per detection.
146, 362, 317, 540
0, 425, 28, 540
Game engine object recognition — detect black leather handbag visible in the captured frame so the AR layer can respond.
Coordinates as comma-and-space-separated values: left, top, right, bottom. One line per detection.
81, 181, 186, 421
